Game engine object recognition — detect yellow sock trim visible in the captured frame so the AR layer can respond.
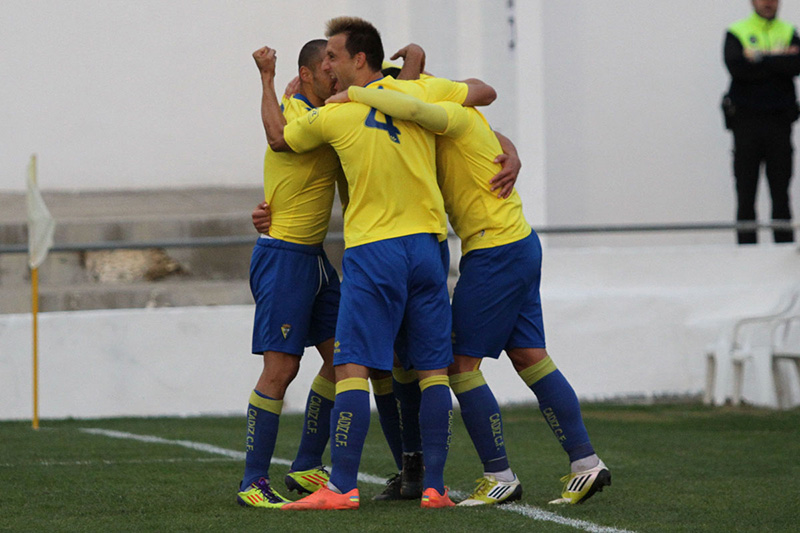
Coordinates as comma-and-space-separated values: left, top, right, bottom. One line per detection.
392, 366, 418, 384
419, 375, 450, 392
449, 370, 487, 395
336, 377, 370, 395
370, 376, 393, 396
518, 356, 557, 387
249, 390, 283, 415
311, 374, 336, 401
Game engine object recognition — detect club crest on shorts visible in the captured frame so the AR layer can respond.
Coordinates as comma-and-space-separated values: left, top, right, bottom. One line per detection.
281, 324, 292, 339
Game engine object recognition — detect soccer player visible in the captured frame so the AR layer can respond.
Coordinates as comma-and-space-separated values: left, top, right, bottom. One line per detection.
339, 86, 612, 506
249, 61, 440, 503
372, 54, 519, 501
252, 16, 496, 511
236, 39, 345, 509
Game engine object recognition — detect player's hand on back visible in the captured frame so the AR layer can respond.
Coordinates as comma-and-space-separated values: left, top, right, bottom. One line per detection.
490, 153, 521, 199
325, 90, 351, 105
284, 76, 301, 97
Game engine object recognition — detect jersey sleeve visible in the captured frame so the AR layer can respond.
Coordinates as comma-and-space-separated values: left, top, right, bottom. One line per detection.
419, 77, 469, 104
348, 86, 449, 133
437, 101, 472, 139
283, 108, 328, 153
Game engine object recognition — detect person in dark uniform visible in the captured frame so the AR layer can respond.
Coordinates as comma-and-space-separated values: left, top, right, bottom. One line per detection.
724, 0, 800, 244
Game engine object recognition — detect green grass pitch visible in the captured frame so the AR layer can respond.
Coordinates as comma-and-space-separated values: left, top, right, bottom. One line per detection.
1, 403, 799, 532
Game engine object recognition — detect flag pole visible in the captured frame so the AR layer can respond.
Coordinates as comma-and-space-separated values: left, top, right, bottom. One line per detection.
32, 264, 40, 430
26, 153, 55, 430
30, 154, 40, 431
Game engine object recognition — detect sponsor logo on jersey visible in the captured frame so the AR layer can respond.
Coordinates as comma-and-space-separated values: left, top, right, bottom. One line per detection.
281, 324, 291, 339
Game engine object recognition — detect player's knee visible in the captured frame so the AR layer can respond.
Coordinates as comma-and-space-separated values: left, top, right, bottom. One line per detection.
448, 354, 480, 375
261, 353, 301, 383
507, 348, 548, 372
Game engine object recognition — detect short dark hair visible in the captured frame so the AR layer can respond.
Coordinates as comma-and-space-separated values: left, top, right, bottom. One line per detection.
325, 16, 384, 71
298, 39, 327, 70
381, 66, 401, 78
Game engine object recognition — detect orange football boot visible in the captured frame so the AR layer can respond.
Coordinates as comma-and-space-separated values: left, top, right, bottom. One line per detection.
282, 486, 360, 511
420, 487, 455, 508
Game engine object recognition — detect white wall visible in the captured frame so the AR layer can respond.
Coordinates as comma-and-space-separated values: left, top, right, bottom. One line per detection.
3, 245, 799, 421
539, 1, 800, 244
0, 0, 513, 191
7, 1, 797, 240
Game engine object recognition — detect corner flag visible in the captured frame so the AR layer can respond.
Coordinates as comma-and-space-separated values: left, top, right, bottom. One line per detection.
26, 154, 55, 430
26, 155, 55, 269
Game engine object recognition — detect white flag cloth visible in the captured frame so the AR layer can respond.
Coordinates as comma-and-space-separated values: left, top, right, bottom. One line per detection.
26, 157, 55, 269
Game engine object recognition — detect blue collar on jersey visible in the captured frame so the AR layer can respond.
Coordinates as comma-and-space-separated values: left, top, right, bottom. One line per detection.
292, 93, 315, 109
364, 75, 387, 88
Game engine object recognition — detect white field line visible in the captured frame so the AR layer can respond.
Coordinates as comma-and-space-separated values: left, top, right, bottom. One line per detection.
0, 457, 236, 467
79, 427, 384, 485
503, 503, 636, 533
80, 428, 634, 533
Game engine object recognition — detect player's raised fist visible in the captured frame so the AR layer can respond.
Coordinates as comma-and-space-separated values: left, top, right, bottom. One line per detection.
252, 46, 277, 76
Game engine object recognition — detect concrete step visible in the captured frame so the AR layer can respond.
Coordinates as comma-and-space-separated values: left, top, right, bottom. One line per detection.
0, 186, 345, 313
1, 187, 267, 246
2, 279, 254, 314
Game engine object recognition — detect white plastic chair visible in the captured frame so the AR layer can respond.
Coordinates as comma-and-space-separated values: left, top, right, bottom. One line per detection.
769, 313, 800, 409
704, 284, 800, 406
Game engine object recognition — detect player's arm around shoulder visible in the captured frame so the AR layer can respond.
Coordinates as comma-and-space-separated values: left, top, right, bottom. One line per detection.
347, 85, 449, 134
390, 42, 494, 106
460, 78, 497, 107
391, 43, 425, 80
415, 75, 495, 108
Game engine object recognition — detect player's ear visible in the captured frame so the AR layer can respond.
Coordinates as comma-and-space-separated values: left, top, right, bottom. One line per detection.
354, 51, 367, 69
299, 65, 312, 83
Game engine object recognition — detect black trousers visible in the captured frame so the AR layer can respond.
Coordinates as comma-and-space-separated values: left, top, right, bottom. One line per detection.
732, 112, 795, 244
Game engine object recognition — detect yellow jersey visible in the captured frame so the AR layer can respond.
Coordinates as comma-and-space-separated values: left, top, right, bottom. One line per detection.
283, 76, 468, 248
263, 94, 344, 245
436, 103, 531, 253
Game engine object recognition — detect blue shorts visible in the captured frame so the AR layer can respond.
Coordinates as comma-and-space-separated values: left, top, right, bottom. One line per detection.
451, 231, 546, 359
394, 239, 450, 364
439, 239, 451, 275
250, 237, 340, 355
335, 234, 453, 372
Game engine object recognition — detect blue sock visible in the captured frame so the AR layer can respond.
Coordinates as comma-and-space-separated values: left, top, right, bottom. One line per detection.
520, 357, 594, 462
329, 378, 371, 493
291, 375, 335, 471
241, 390, 283, 490
451, 370, 509, 473
392, 367, 422, 453
418, 376, 453, 494
372, 376, 403, 470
